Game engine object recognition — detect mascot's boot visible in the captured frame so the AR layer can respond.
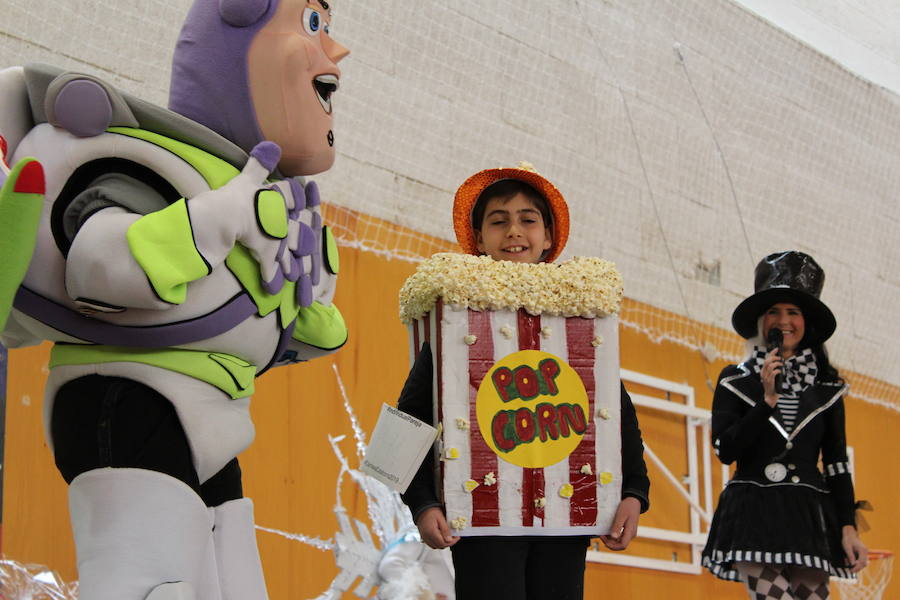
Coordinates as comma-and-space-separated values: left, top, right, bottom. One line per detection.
211, 498, 269, 600
69, 468, 213, 600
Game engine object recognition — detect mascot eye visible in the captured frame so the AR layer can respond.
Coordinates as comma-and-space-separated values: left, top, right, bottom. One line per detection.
303, 7, 321, 35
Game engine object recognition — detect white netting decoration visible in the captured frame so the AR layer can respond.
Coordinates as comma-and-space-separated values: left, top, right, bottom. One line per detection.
834, 550, 894, 600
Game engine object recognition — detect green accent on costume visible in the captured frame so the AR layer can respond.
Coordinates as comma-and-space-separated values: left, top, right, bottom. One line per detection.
256, 190, 288, 239
224, 244, 299, 326
293, 302, 347, 350
126, 199, 210, 304
50, 344, 256, 399
226, 244, 280, 315
108, 127, 240, 189
0, 158, 43, 332
323, 226, 340, 274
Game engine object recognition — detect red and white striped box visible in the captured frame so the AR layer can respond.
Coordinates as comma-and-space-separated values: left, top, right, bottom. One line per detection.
409, 301, 622, 537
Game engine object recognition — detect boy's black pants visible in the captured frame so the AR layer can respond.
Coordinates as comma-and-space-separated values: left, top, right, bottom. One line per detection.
451, 535, 590, 599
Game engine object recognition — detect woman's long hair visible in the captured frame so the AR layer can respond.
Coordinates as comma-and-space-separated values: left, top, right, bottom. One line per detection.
809, 343, 842, 384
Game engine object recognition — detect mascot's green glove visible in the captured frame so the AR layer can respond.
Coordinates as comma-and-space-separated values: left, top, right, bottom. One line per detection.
293, 302, 347, 351
0, 147, 44, 333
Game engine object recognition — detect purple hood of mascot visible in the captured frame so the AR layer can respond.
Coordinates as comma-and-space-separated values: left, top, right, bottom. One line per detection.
170, 0, 348, 176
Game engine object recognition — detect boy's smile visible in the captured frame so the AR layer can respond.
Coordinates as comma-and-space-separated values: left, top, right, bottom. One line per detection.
475, 193, 553, 264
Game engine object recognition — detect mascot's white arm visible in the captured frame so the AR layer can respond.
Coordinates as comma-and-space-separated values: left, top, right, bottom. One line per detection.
66, 142, 303, 311
65, 207, 171, 310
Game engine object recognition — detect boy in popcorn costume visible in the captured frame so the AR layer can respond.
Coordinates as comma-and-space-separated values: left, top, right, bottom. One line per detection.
396, 164, 650, 599
0, 1, 349, 598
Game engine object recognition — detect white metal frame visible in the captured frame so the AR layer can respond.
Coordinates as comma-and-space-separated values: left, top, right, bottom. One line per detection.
586, 369, 726, 574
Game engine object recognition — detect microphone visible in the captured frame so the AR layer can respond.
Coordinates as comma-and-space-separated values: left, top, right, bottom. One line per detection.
766, 328, 784, 393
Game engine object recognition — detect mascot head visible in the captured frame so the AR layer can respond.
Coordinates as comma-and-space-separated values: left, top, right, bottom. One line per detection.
169, 0, 349, 176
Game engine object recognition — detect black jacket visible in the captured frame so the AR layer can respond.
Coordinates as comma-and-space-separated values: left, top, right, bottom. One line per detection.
712, 362, 856, 526
398, 342, 650, 522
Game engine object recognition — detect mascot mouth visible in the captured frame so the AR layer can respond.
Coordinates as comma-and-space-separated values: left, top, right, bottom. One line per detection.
313, 74, 339, 114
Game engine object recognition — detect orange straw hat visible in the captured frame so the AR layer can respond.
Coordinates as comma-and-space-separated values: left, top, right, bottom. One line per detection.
453, 162, 570, 262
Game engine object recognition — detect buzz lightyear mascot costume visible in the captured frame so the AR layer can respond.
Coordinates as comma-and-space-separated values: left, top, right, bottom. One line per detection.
0, 1, 350, 599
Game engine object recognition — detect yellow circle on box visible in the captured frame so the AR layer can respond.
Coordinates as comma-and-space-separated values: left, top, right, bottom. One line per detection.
476, 350, 590, 468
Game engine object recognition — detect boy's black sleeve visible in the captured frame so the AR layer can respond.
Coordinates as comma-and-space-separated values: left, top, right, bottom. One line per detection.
397, 342, 442, 521
620, 383, 650, 513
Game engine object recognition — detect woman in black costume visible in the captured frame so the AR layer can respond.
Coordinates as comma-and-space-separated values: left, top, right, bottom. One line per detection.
702, 251, 867, 599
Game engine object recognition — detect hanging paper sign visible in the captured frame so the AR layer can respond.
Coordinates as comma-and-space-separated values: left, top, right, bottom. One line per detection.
361, 403, 439, 493
476, 350, 590, 469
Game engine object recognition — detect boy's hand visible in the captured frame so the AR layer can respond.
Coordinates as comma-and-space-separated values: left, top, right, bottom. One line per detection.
599, 497, 640, 551
415, 507, 459, 550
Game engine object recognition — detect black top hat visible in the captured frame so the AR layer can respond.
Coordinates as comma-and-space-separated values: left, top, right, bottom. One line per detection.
731, 251, 836, 345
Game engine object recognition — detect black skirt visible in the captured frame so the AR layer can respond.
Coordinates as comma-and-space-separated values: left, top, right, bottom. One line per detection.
702, 480, 855, 580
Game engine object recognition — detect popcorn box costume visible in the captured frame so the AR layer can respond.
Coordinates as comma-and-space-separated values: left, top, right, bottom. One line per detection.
400, 253, 625, 536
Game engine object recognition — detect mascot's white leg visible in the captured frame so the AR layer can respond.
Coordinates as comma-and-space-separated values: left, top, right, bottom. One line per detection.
200, 508, 224, 600
69, 468, 213, 600
211, 497, 269, 600
145, 583, 197, 600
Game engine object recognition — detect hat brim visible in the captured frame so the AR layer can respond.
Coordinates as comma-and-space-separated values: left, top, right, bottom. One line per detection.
731, 288, 836, 345
453, 167, 569, 262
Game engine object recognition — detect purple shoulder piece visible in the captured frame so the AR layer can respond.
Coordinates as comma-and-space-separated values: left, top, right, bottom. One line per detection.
54, 80, 113, 138
219, 0, 271, 26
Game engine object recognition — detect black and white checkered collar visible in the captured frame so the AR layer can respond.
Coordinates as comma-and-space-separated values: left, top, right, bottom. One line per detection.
750, 345, 818, 398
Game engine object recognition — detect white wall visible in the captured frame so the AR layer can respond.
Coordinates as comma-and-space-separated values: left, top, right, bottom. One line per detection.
2, 0, 898, 392
734, 0, 900, 95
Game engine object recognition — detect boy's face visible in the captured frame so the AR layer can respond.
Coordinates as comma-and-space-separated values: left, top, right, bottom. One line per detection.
475, 193, 552, 263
